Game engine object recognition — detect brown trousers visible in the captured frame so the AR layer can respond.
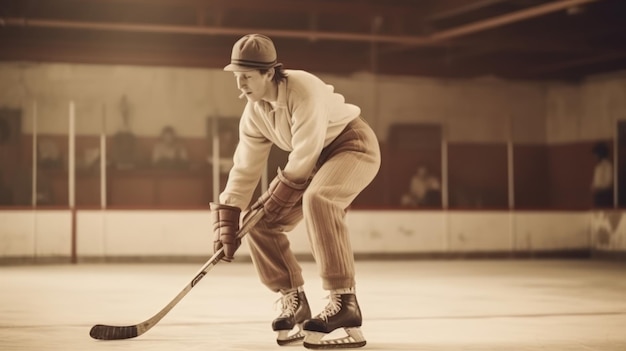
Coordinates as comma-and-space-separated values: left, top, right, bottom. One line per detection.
246, 117, 381, 291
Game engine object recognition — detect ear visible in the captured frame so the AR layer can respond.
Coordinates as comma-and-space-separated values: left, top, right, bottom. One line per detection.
265, 67, 275, 81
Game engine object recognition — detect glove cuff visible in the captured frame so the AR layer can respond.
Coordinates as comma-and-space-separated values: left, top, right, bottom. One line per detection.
209, 202, 242, 213
277, 168, 309, 190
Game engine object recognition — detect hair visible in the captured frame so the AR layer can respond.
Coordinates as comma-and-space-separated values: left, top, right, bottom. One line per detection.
259, 65, 288, 84
160, 125, 177, 138
592, 142, 610, 159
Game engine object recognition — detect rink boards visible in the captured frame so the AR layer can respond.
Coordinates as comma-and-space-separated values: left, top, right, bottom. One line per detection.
1, 209, 613, 262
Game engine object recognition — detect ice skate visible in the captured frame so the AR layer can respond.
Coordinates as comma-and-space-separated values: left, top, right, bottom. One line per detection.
302, 288, 366, 349
273, 287, 311, 346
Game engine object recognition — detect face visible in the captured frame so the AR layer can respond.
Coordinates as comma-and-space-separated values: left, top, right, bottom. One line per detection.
233, 69, 274, 102
162, 130, 175, 143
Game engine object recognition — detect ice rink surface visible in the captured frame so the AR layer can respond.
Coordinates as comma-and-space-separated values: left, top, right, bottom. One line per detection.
1, 259, 626, 351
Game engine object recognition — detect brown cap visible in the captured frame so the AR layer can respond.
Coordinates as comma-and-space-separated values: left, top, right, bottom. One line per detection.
224, 34, 282, 72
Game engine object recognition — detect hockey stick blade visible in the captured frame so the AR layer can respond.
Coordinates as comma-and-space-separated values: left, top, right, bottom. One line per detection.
89, 208, 265, 340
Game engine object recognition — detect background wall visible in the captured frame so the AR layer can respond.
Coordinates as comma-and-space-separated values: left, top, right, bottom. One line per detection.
0, 62, 548, 142
546, 72, 626, 143
0, 62, 242, 138
0, 61, 557, 209
1, 63, 625, 210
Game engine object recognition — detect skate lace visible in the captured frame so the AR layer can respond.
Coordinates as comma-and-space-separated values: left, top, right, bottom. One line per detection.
317, 294, 342, 321
275, 291, 298, 318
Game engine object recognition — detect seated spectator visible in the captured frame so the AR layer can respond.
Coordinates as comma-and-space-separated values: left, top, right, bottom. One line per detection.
401, 166, 441, 207
38, 138, 62, 169
152, 126, 188, 168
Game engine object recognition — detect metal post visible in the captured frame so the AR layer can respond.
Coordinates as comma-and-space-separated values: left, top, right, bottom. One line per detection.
68, 101, 76, 208
100, 105, 107, 209
31, 101, 38, 261
211, 117, 220, 203
507, 141, 515, 209
31, 101, 38, 207
614, 119, 619, 208
441, 124, 450, 252
69, 101, 77, 264
441, 126, 449, 209
507, 115, 516, 252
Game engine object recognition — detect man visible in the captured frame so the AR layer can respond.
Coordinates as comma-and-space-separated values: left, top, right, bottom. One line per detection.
591, 142, 613, 208
152, 126, 188, 168
401, 166, 441, 207
210, 34, 380, 349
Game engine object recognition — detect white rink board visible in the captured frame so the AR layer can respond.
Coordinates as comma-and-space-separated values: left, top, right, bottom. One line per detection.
0, 210, 71, 257
447, 212, 512, 251
75, 210, 447, 257
76, 210, 106, 256
273, 211, 447, 254
345, 211, 447, 253
80, 210, 212, 256
0, 209, 596, 260
34, 211, 73, 256
514, 212, 590, 250
0, 211, 35, 256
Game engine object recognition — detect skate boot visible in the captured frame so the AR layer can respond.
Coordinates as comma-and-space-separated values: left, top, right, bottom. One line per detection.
302, 288, 366, 349
273, 286, 311, 346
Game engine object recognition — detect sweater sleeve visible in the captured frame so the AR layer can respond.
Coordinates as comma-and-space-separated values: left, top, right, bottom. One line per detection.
219, 112, 273, 210
282, 88, 330, 183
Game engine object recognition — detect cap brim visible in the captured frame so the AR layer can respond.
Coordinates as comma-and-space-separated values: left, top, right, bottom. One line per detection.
223, 62, 283, 72
223, 63, 259, 72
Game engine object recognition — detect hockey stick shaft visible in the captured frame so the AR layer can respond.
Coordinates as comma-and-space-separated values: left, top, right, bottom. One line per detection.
89, 208, 265, 340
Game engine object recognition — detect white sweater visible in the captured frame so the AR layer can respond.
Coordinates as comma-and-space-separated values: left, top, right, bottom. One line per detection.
592, 159, 613, 191
219, 70, 361, 210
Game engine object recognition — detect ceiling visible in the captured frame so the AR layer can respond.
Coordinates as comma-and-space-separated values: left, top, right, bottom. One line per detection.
1, 0, 625, 81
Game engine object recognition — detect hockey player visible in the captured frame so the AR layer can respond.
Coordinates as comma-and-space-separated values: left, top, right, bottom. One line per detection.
210, 34, 381, 349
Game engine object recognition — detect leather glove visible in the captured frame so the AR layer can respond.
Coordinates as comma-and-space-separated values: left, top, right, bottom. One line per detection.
210, 202, 241, 262
250, 168, 308, 223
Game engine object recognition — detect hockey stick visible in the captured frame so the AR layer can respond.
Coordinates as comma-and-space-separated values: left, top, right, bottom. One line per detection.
89, 208, 265, 340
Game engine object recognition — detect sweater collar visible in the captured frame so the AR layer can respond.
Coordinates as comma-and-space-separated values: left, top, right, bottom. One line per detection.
271, 80, 288, 112
256, 80, 287, 113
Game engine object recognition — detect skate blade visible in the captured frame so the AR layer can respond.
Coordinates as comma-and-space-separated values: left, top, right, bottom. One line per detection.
303, 327, 366, 349
276, 325, 306, 346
